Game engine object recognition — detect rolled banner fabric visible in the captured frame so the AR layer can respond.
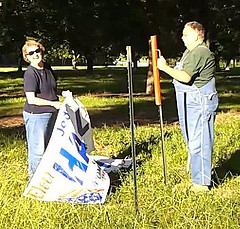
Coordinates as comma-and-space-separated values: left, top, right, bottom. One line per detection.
23, 97, 110, 204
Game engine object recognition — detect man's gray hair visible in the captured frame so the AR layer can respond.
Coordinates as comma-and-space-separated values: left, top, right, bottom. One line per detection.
185, 21, 205, 40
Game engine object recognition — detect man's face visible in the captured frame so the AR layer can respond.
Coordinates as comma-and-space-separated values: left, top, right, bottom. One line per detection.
182, 26, 198, 49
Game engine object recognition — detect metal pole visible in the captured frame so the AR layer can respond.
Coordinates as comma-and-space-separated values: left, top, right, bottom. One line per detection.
126, 46, 138, 213
158, 105, 167, 184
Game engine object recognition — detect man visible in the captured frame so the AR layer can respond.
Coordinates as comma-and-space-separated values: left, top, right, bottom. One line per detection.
158, 21, 218, 191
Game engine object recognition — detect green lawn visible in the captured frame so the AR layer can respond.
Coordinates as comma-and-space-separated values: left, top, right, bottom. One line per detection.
0, 66, 240, 228
0, 66, 239, 125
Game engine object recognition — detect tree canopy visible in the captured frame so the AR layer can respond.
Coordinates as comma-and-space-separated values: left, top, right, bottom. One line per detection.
0, 0, 239, 70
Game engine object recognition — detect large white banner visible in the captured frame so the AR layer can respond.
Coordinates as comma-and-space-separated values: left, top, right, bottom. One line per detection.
23, 97, 110, 204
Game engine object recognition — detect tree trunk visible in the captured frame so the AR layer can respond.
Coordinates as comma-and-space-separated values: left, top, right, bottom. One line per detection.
72, 58, 77, 70
146, 40, 154, 95
225, 58, 231, 69
86, 53, 94, 75
146, 65, 154, 94
17, 55, 23, 72
72, 50, 79, 70
132, 50, 138, 69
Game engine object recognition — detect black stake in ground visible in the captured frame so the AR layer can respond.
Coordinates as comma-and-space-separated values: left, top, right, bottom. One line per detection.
151, 35, 167, 185
126, 46, 138, 213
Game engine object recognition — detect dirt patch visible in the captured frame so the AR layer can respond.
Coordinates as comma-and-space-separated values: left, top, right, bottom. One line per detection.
0, 115, 24, 129
0, 111, 239, 130
0, 113, 162, 130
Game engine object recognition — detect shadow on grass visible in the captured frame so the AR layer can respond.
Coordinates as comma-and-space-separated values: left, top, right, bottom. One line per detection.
1, 67, 239, 124
211, 149, 240, 188
0, 71, 24, 79
107, 135, 161, 194
216, 72, 240, 113
106, 130, 174, 193
89, 92, 178, 128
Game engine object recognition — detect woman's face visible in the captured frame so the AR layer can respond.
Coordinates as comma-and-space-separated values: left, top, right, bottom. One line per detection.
26, 45, 43, 65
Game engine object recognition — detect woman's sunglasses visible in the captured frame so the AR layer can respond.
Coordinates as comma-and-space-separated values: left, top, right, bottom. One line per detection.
27, 48, 42, 56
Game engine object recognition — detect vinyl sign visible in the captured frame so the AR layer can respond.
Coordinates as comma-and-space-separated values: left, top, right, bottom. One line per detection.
23, 98, 110, 204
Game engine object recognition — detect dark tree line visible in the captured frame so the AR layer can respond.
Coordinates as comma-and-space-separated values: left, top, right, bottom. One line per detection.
0, 0, 239, 73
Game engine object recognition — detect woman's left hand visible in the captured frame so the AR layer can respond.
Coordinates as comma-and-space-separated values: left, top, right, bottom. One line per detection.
62, 90, 73, 98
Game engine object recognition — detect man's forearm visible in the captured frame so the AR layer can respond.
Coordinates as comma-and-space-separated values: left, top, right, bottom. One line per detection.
161, 65, 191, 83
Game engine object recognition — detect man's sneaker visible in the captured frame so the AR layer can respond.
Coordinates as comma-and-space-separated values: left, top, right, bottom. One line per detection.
189, 184, 209, 192
173, 180, 192, 192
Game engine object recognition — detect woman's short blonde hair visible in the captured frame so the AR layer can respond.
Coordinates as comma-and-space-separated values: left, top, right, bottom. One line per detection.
185, 21, 205, 41
22, 40, 45, 63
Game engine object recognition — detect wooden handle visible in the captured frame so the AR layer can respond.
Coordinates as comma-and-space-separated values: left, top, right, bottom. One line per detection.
151, 35, 162, 106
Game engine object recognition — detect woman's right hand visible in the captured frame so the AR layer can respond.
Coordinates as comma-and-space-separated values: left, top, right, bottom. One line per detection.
52, 101, 62, 110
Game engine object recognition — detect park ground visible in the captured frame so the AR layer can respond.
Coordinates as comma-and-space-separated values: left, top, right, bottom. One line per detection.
0, 66, 240, 228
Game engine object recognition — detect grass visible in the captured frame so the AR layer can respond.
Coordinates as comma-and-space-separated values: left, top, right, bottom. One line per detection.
0, 67, 239, 123
0, 114, 240, 228
0, 66, 240, 228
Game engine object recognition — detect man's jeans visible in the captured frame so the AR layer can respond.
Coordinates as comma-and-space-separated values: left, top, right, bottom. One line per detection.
173, 78, 218, 185
23, 111, 57, 179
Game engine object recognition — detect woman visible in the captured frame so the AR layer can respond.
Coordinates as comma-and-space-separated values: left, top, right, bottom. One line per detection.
22, 40, 61, 179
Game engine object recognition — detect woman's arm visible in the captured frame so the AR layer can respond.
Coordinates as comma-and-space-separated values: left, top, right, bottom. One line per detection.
25, 92, 61, 109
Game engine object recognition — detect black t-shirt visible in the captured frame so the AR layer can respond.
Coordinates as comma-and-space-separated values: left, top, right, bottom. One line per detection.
23, 62, 59, 113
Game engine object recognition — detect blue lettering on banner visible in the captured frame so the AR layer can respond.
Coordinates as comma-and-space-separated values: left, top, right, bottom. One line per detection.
94, 160, 111, 168
58, 192, 103, 204
78, 192, 103, 203
70, 133, 89, 163
53, 132, 89, 184
53, 163, 82, 184
57, 111, 70, 136
60, 148, 87, 172
57, 127, 64, 136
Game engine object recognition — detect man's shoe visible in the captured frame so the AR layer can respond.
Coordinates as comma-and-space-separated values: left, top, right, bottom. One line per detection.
190, 184, 209, 192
